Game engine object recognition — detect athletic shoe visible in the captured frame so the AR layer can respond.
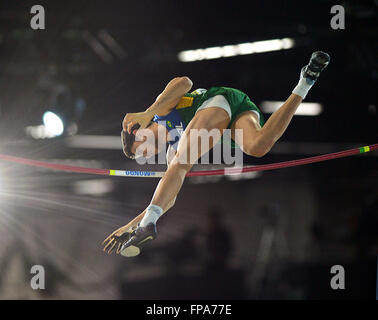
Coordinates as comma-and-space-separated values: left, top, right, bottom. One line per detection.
302, 51, 331, 85
120, 222, 157, 257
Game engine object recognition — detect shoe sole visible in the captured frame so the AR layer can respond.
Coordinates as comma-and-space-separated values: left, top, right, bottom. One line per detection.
120, 245, 140, 257
308, 51, 330, 74
120, 237, 155, 257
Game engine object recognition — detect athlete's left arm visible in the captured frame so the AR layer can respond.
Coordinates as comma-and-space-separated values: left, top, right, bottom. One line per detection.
151, 76, 193, 113
123, 77, 193, 133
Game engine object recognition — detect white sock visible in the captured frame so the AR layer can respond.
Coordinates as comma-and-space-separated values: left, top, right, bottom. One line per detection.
140, 204, 163, 227
292, 74, 315, 99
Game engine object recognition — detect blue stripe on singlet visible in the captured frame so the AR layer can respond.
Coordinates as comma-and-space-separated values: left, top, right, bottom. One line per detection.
152, 109, 186, 150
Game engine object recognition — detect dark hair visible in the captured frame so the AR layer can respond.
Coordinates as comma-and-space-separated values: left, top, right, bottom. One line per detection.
121, 124, 140, 159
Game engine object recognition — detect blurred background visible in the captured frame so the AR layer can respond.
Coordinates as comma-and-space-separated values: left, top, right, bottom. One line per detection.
0, 0, 377, 299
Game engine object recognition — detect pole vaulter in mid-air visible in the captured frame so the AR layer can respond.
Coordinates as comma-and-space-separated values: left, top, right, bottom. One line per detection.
103, 51, 331, 257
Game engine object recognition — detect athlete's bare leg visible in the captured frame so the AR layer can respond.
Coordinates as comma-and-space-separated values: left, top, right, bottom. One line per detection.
151, 106, 230, 210
116, 107, 230, 256
232, 50, 331, 157
231, 93, 303, 157
104, 107, 229, 256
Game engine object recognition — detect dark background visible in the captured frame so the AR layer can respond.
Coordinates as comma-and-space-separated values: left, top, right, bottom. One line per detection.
0, 0, 377, 299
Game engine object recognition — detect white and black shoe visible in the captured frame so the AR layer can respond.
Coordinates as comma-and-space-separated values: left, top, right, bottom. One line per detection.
301, 51, 331, 85
120, 223, 157, 257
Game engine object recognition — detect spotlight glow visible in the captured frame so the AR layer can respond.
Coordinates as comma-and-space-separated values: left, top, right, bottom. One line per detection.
261, 101, 323, 116
42, 111, 64, 136
178, 38, 295, 62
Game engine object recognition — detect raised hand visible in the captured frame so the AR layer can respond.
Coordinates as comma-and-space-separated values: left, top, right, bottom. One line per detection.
122, 111, 153, 134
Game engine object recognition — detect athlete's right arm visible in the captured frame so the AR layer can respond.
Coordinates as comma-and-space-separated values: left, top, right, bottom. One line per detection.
123, 76, 192, 133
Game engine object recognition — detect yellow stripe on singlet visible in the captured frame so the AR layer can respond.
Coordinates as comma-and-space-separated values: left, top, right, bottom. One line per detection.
176, 96, 194, 109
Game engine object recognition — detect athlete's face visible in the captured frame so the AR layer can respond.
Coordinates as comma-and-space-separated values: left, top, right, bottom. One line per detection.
131, 125, 160, 159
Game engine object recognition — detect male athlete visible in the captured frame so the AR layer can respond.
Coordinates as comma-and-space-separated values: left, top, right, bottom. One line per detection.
103, 51, 330, 257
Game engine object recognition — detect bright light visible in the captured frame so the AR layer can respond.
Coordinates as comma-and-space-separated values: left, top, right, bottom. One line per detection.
225, 170, 261, 181
73, 179, 114, 196
65, 135, 122, 149
261, 101, 323, 116
42, 111, 64, 136
178, 38, 295, 62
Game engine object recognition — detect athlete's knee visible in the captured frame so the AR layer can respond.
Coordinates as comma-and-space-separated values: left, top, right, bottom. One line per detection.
245, 146, 270, 158
177, 162, 193, 172
244, 138, 273, 158
169, 157, 193, 172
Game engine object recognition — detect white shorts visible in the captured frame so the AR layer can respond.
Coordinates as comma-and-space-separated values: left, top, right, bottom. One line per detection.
195, 94, 261, 123
195, 95, 232, 120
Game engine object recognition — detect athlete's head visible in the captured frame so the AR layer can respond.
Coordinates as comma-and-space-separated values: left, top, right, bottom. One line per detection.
121, 122, 162, 159
121, 124, 140, 159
